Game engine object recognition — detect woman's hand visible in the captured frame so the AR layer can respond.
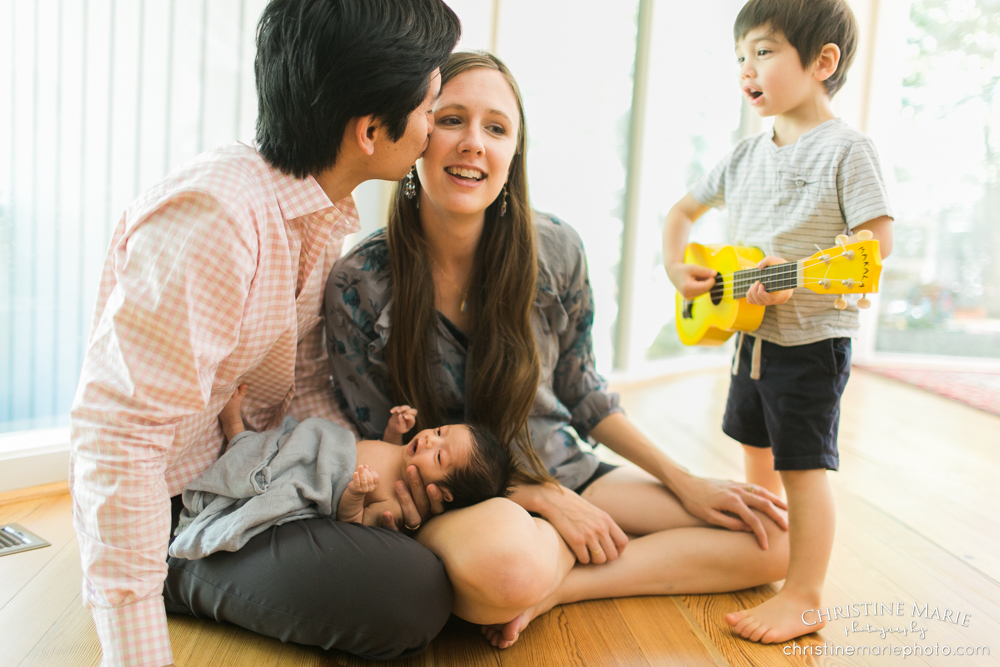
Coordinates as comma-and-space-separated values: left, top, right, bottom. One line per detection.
674, 474, 788, 550
381, 464, 446, 532
523, 483, 629, 565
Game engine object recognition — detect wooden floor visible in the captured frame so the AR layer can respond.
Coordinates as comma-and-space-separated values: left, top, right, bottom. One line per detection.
2, 368, 998, 666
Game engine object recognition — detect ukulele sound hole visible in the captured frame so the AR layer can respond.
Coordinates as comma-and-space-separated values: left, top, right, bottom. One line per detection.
710, 272, 723, 306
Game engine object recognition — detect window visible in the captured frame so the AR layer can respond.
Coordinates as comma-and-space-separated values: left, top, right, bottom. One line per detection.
868, 0, 1000, 359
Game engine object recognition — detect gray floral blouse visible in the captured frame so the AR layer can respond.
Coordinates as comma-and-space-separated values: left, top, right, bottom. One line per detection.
323, 213, 622, 490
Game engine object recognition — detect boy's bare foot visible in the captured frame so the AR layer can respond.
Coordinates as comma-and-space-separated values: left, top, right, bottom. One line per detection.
220, 385, 247, 440
724, 588, 824, 643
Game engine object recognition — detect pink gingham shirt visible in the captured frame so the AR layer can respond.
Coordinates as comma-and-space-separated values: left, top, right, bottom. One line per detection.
70, 142, 359, 667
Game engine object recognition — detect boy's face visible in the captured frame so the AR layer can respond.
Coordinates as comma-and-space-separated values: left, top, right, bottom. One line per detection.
401, 424, 473, 502
735, 26, 822, 118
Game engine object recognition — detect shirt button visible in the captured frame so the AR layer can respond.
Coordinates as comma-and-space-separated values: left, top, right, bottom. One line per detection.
324, 213, 335, 221
795, 179, 805, 187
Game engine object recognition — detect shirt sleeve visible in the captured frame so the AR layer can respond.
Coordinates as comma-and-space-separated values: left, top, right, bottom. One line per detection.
323, 244, 395, 440
288, 241, 358, 436
70, 192, 256, 667
689, 146, 734, 209
838, 137, 895, 229
548, 223, 623, 441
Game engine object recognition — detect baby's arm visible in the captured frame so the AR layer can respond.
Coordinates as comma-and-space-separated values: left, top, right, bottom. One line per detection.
382, 405, 417, 445
662, 193, 716, 299
219, 384, 248, 441
337, 464, 379, 524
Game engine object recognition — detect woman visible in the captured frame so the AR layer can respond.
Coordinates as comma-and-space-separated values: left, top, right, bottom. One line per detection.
325, 51, 789, 647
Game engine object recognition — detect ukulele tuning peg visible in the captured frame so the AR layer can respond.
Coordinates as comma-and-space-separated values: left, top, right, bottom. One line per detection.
856, 230, 873, 241
836, 235, 849, 247
834, 298, 848, 310
857, 296, 871, 309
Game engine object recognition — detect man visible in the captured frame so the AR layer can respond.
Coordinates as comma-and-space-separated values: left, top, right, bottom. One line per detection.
70, 2, 460, 665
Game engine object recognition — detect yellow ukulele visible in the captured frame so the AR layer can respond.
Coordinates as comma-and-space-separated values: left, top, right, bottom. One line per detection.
676, 232, 882, 346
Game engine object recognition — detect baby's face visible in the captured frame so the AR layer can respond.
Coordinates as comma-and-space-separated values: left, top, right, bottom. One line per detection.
401, 424, 473, 500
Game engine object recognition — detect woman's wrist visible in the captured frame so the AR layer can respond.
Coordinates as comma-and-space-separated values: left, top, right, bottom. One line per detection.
509, 481, 557, 515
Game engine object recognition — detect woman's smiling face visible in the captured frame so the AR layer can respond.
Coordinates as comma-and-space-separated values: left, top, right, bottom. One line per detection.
416, 67, 520, 218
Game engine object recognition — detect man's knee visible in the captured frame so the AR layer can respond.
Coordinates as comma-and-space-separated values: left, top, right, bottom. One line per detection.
165, 519, 453, 660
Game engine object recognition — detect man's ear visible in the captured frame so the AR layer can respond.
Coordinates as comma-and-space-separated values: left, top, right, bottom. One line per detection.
351, 115, 379, 157
813, 43, 841, 83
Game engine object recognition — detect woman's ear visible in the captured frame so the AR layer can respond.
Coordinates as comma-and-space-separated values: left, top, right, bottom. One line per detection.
813, 43, 841, 83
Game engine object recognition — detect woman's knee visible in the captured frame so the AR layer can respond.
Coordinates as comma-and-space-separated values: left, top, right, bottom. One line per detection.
756, 510, 790, 581
420, 498, 563, 615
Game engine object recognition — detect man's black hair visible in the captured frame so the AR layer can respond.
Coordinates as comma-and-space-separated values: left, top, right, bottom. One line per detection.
255, 0, 461, 178
734, 0, 858, 96
438, 424, 518, 511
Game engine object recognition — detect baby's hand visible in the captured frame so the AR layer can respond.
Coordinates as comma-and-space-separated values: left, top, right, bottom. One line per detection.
383, 406, 418, 444
347, 464, 379, 496
219, 384, 248, 441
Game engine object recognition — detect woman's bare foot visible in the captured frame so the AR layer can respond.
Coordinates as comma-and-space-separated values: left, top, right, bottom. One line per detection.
219, 385, 248, 440
724, 588, 824, 643
480, 589, 560, 649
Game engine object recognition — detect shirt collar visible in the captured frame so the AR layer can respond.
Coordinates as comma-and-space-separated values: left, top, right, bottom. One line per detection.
268, 158, 360, 234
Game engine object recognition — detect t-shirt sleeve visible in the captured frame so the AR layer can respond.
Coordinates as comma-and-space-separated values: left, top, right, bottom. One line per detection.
838, 138, 894, 229
689, 148, 734, 208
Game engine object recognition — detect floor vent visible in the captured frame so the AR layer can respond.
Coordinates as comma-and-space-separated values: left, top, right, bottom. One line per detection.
0, 524, 51, 557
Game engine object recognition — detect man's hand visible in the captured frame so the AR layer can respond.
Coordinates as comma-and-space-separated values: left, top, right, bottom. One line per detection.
745, 256, 793, 306
667, 263, 718, 300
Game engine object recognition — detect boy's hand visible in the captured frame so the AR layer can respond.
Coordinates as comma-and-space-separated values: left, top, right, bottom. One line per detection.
745, 256, 793, 306
667, 263, 718, 300
383, 406, 418, 445
347, 464, 379, 496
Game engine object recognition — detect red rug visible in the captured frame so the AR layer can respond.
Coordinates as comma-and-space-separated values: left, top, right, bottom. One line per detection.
858, 366, 1000, 417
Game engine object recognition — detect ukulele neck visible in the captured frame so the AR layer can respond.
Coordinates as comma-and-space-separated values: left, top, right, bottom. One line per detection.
732, 262, 800, 299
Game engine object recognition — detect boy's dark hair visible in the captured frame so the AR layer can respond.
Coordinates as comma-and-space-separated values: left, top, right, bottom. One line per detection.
255, 0, 461, 178
734, 0, 858, 96
438, 424, 519, 511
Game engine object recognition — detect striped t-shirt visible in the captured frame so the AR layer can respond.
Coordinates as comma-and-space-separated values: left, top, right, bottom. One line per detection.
690, 118, 893, 346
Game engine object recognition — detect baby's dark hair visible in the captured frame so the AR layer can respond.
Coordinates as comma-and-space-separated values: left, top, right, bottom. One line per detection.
437, 424, 518, 510
734, 0, 858, 97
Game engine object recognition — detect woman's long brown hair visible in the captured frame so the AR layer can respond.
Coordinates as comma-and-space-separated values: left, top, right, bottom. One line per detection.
385, 51, 552, 483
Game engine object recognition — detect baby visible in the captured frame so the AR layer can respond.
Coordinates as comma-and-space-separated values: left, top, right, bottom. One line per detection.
168, 386, 517, 560
219, 385, 516, 526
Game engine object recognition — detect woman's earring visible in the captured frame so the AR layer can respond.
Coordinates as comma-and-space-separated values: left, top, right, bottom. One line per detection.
404, 167, 417, 200
500, 184, 508, 217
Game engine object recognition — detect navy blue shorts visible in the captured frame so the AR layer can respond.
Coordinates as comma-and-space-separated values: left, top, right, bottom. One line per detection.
722, 335, 851, 471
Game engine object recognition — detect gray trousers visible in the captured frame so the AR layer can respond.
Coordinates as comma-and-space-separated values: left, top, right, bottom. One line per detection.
163, 496, 453, 660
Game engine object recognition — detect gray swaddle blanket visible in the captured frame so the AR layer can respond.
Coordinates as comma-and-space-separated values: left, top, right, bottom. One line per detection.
168, 416, 357, 560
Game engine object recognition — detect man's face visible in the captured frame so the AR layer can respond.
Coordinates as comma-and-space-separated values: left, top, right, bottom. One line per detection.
374, 69, 442, 181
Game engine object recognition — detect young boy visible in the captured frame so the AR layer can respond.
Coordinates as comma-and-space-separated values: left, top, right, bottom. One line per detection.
168, 386, 517, 560
662, 0, 894, 644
